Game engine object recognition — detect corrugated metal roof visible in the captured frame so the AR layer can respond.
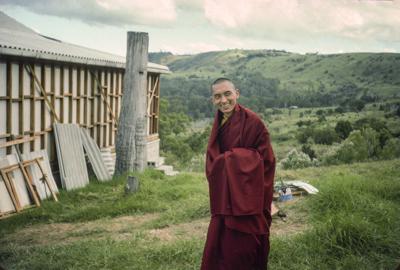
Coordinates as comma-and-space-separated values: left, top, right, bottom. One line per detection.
0, 11, 170, 73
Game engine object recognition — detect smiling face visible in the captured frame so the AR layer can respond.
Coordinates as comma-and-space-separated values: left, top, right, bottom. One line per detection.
211, 80, 240, 116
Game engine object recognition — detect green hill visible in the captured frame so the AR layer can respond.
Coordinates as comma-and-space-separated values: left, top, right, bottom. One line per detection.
150, 50, 400, 118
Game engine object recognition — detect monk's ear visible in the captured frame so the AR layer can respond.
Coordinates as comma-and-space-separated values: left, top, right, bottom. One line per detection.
236, 89, 240, 98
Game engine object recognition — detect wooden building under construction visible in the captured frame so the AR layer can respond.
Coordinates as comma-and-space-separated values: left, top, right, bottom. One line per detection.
0, 11, 170, 177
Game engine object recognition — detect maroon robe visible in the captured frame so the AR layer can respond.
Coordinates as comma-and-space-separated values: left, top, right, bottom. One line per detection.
201, 104, 276, 270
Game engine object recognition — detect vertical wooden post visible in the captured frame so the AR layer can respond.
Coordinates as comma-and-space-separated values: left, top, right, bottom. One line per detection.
6, 61, 12, 154
60, 67, 64, 123
77, 67, 81, 125
30, 63, 35, 151
40, 64, 46, 149
18, 63, 24, 153
114, 32, 148, 175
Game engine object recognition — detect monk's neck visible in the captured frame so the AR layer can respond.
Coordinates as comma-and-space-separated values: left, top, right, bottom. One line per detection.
223, 111, 233, 118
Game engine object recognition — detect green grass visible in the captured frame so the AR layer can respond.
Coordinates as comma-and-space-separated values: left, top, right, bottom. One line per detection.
0, 169, 209, 236
1, 160, 399, 269
271, 160, 400, 269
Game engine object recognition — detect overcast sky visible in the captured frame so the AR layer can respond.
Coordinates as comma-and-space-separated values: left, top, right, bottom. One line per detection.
1, 0, 399, 56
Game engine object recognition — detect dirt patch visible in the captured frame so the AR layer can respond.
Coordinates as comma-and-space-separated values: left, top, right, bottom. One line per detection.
148, 218, 209, 242
1, 213, 159, 247
270, 196, 310, 236
2, 198, 309, 248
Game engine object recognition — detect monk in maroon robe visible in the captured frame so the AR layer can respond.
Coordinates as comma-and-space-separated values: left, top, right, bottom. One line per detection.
201, 78, 276, 270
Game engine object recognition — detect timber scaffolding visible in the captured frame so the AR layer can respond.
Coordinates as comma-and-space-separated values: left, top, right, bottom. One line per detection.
0, 11, 174, 185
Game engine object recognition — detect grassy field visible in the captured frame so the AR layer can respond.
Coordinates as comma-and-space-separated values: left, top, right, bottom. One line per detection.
0, 159, 399, 270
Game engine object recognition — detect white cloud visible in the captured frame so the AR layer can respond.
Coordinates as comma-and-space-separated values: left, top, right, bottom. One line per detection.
383, 47, 397, 53
0, 0, 177, 26
203, 0, 400, 43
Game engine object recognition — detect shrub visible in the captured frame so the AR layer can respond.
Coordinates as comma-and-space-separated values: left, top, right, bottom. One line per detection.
322, 128, 381, 164
297, 127, 315, 144
380, 138, 400, 159
335, 120, 353, 140
296, 120, 313, 127
335, 106, 345, 113
301, 144, 317, 160
354, 117, 387, 131
313, 128, 340, 145
280, 149, 319, 169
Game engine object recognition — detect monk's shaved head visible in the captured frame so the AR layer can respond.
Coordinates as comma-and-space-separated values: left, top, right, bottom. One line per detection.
211, 77, 236, 91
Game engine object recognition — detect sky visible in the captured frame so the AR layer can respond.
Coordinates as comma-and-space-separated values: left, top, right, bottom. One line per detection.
0, 0, 399, 56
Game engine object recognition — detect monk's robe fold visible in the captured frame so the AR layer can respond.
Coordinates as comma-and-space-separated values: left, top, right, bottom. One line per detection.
201, 104, 276, 270
208, 147, 264, 216
206, 104, 276, 232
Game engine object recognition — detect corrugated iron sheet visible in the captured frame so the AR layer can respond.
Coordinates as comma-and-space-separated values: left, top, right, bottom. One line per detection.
81, 129, 111, 182
53, 123, 89, 190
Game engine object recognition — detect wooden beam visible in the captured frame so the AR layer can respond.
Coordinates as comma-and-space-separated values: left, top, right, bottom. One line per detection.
146, 76, 159, 115
32, 158, 58, 202
29, 63, 35, 151
68, 66, 73, 123
60, 67, 64, 123
89, 70, 118, 126
50, 64, 56, 162
103, 70, 108, 147
6, 61, 12, 154
83, 68, 88, 129
25, 64, 60, 123
0, 170, 21, 212
96, 70, 101, 146
90, 71, 95, 138
40, 63, 46, 149
109, 71, 114, 146
0, 136, 36, 149
18, 62, 24, 153
77, 67, 81, 125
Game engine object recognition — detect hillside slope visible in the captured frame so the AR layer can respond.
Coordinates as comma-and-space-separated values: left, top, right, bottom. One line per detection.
150, 50, 400, 118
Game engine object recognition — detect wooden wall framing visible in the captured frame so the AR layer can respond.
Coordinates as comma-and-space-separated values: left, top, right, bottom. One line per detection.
147, 72, 160, 137
0, 57, 161, 163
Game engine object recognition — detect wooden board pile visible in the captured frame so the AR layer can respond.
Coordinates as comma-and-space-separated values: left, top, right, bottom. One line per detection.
0, 124, 113, 217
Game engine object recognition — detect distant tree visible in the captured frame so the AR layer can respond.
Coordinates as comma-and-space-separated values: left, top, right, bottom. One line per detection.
380, 138, 400, 159
335, 120, 353, 139
335, 106, 345, 114
313, 128, 340, 145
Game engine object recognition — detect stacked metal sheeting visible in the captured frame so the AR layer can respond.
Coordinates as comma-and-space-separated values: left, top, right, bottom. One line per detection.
21, 150, 59, 199
53, 123, 89, 190
80, 129, 111, 182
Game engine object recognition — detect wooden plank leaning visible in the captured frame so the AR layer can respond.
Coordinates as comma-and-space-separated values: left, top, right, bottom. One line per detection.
0, 168, 21, 212
27, 158, 58, 202
1, 162, 41, 208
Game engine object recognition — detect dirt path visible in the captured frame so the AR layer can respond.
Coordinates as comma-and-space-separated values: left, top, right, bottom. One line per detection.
1, 197, 309, 248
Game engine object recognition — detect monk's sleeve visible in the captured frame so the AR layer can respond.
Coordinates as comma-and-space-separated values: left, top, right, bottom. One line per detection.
254, 123, 276, 226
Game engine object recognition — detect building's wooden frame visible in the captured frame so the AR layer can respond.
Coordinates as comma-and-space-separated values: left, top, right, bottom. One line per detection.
0, 56, 161, 165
